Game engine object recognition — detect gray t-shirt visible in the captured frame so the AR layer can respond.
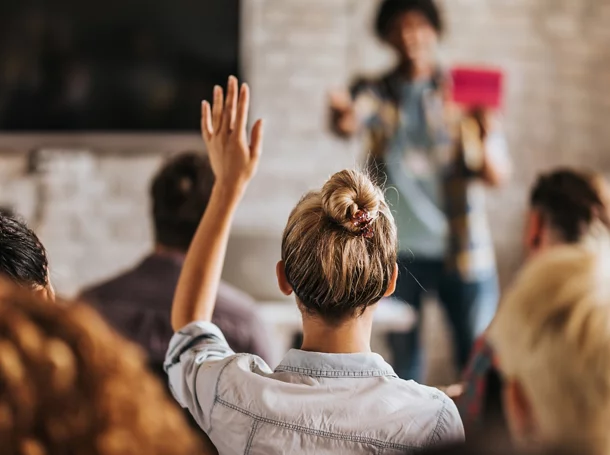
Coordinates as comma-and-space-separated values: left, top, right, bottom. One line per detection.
384, 80, 449, 258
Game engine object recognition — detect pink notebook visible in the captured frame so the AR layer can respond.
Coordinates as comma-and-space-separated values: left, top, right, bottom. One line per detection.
450, 67, 504, 109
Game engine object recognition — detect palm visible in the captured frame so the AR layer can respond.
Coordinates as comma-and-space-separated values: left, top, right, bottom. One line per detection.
201, 76, 264, 189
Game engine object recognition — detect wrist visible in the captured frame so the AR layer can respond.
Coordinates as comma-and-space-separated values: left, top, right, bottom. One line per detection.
211, 181, 246, 206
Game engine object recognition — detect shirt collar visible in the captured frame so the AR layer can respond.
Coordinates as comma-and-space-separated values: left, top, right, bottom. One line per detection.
275, 349, 397, 378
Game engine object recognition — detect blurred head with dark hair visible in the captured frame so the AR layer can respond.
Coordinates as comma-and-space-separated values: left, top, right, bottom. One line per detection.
0, 210, 52, 298
525, 168, 610, 256
151, 152, 215, 253
375, 0, 442, 69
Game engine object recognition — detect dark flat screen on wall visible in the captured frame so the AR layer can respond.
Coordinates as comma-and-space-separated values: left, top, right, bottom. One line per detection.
0, 0, 239, 131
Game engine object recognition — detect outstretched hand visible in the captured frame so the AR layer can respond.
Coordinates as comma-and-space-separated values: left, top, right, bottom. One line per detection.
202, 76, 264, 195
328, 89, 357, 137
171, 77, 264, 330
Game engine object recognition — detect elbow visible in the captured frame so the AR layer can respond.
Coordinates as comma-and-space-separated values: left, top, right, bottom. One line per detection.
171, 313, 186, 333
484, 171, 505, 187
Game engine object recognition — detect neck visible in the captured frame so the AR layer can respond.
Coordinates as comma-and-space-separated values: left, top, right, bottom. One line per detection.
399, 59, 435, 82
154, 244, 187, 260
300, 306, 375, 354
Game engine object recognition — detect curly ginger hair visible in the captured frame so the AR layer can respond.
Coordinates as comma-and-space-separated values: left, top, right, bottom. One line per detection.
0, 280, 205, 455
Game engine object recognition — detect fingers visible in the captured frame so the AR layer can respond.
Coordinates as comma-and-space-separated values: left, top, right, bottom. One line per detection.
249, 119, 265, 159
234, 83, 250, 137
329, 89, 352, 111
201, 101, 213, 143
203, 77, 264, 165
222, 76, 238, 133
212, 85, 224, 133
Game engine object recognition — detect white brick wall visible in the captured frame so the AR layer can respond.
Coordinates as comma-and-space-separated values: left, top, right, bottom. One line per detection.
0, 0, 609, 299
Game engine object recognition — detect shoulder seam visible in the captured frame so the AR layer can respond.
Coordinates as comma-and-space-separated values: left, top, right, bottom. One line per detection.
208, 354, 250, 433
427, 394, 450, 447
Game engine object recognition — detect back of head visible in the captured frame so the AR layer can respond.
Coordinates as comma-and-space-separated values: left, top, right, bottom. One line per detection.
281, 170, 397, 323
0, 211, 48, 289
151, 152, 215, 252
0, 279, 202, 454
530, 169, 610, 246
489, 245, 610, 451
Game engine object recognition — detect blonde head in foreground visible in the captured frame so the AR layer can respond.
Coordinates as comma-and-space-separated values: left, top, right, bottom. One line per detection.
0, 280, 202, 455
278, 169, 398, 325
489, 243, 610, 455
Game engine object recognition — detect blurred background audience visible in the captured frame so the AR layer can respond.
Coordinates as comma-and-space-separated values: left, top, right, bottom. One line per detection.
458, 168, 610, 433
0, 210, 53, 300
80, 152, 272, 373
490, 243, 610, 455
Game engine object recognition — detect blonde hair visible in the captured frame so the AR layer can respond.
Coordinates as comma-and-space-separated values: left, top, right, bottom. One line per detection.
0, 280, 202, 455
281, 170, 397, 322
489, 244, 610, 451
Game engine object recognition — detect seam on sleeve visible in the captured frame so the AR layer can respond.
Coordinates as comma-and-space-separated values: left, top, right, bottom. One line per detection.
427, 395, 450, 447
207, 354, 249, 434
244, 420, 260, 455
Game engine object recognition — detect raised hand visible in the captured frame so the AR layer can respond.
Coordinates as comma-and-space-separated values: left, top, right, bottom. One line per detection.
329, 89, 357, 137
201, 76, 264, 195
171, 77, 264, 330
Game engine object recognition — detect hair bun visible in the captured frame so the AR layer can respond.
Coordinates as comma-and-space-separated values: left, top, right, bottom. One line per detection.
321, 170, 382, 234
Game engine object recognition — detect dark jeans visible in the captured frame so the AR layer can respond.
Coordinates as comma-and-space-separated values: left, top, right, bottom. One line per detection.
388, 255, 499, 381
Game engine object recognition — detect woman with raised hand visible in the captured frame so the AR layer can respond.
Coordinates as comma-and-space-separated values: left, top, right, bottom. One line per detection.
165, 76, 463, 455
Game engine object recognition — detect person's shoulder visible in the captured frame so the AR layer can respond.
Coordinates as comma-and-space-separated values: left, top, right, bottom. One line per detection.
215, 281, 257, 316
79, 256, 168, 304
82, 262, 147, 295
390, 380, 462, 422
79, 273, 130, 303
373, 380, 464, 445
392, 380, 453, 402
213, 353, 273, 391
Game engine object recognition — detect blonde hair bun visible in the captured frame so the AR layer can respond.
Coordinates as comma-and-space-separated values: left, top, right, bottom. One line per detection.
321, 170, 383, 234
281, 168, 397, 322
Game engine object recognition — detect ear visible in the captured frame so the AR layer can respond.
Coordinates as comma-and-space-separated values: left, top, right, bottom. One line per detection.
45, 281, 56, 302
503, 378, 536, 445
34, 282, 55, 302
384, 263, 399, 297
524, 209, 544, 256
276, 260, 293, 296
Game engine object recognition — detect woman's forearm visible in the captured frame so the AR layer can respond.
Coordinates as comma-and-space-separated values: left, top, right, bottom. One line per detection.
171, 185, 242, 331
170, 76, 262, 331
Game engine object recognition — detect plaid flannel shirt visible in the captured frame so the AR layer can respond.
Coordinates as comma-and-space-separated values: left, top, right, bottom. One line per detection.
351, 69, 502, 282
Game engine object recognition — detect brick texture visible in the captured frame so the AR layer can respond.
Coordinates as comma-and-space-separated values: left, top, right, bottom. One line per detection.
0, 0, 609, 302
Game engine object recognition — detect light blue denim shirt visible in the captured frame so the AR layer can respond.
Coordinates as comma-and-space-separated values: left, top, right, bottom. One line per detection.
165, 321, 464, 454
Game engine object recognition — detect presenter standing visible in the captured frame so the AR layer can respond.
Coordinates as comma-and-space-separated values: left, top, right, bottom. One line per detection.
329, 0, 511, 381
